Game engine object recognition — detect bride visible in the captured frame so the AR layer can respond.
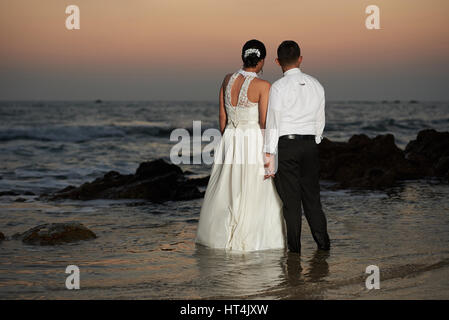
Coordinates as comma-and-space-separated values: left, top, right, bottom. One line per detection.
195, 39, 286, 251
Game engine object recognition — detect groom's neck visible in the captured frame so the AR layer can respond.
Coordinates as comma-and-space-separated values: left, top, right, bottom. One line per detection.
281, 64, 300, 73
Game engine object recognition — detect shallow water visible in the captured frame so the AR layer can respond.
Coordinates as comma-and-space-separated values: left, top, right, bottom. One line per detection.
0, 101, 448, 299
0, 180, 448, 299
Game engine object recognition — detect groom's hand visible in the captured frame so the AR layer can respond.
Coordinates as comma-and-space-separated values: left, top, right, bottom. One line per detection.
264, 153, 275, 180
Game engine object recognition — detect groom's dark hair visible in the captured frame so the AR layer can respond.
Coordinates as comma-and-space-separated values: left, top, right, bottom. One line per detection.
277, 41, 301, 66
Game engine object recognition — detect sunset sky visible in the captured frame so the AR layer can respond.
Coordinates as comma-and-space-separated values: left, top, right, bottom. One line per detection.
0, 0, 448, 100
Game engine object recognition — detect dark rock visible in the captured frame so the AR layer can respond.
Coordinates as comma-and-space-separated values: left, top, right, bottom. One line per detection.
14, 197, 27, 202
187, 175, 210, 187
135, 159, 183, 180
318, 133, 426, 189
0, 190, 35, 196
11, 232, 22, 240
435, 156, 449, 177
405, 129, 449, 178
0, 191, 19, 196
0, 232, 5, 241
15, 223, 96, 245
45, 159, 203, 202
55, 185, 77, 193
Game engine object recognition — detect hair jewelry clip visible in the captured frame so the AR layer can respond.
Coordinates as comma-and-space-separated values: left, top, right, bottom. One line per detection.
244, 48, 261, 58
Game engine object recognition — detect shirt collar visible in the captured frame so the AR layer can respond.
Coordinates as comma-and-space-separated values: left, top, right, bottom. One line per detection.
283, 67, 301, 76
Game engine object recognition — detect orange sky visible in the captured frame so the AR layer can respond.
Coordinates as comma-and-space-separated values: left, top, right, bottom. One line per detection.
0, 0, 448, 100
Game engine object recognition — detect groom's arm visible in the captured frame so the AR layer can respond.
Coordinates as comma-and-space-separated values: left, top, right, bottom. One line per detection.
263, 84, 282, 155
315, 93, 325, 144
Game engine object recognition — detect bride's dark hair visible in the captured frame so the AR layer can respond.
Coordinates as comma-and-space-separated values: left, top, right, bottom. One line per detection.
241, 39, 266, 68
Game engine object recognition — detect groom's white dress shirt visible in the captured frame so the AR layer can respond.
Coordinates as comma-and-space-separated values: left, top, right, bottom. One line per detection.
263, 67, 325, 154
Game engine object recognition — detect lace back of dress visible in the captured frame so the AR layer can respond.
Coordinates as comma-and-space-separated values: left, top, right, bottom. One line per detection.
226, 73, 256, 108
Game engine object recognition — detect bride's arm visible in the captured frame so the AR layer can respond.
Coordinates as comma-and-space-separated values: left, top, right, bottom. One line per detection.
258, 81, 271, 129
219, 75, 230, 134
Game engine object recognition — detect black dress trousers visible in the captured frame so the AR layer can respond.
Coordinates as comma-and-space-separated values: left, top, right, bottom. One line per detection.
273, 137, 330, 253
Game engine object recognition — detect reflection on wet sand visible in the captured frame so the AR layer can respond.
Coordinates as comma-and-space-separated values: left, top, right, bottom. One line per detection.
193, 245, 286, 298
305, 250, 330, 283
193, 245, 331, 299
270, 250, 331, 299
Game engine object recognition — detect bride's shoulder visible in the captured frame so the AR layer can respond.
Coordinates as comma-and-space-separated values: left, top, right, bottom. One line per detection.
221, 73, 234, 87
252, 78, 271, 90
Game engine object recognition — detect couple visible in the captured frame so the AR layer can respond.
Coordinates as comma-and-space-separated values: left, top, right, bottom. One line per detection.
195, 39, 330, 254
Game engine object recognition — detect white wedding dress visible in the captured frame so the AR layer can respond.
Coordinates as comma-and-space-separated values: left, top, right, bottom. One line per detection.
195, 70, 286, 251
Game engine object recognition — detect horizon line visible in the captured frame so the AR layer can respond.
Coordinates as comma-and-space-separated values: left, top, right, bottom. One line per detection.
0, 99, 447, 103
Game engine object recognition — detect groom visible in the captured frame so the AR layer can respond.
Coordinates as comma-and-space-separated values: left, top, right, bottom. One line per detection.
263, 40, 330, 253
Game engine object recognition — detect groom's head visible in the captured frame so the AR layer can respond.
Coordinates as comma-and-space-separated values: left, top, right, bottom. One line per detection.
276, 40, 302, 71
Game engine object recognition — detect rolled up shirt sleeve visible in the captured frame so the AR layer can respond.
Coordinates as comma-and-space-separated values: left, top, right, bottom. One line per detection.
315, 94, 325, 144
263, 85, 282, 154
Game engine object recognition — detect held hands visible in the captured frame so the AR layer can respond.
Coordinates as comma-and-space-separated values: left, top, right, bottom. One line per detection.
264, 153, 275, 180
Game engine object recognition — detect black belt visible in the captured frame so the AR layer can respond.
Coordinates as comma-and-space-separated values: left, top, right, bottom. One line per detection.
279, 134, 315, 141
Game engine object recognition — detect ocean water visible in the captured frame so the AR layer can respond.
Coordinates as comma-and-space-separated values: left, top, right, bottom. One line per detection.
0, 100, 448, 299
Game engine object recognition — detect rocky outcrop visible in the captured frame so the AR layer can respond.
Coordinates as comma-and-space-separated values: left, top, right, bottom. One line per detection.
0, 232, 5, 241
14, 223, 96, 245
319, 134, 411, 189
404, 129, 449, 180
36, 130, 447, 200
317, 130, 448, 189
44, 159, 204, 202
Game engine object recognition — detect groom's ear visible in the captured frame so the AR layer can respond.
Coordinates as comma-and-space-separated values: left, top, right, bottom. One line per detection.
298, 56, 303, 65
275, 58, 281, 67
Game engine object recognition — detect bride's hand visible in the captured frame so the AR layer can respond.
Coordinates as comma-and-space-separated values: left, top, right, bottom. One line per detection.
264, 153, 275, 179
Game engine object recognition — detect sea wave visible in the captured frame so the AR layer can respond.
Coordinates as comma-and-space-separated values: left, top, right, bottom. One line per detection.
0, 124, 185, 142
